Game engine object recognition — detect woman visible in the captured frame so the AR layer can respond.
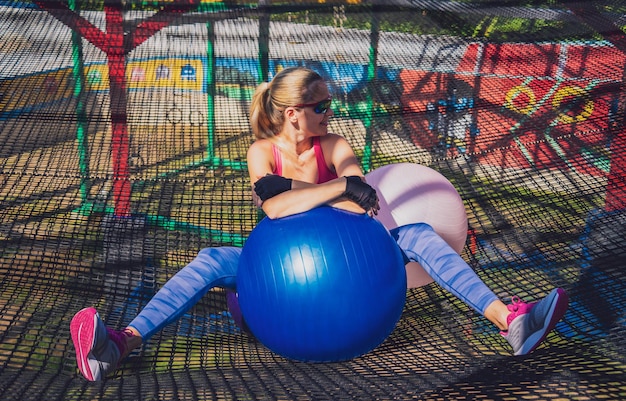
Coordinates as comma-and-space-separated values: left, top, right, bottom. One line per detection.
70, 67, 568, 382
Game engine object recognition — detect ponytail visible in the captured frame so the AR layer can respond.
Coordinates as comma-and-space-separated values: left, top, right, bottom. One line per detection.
249, 82, 275, 139
249, 67, 325, 140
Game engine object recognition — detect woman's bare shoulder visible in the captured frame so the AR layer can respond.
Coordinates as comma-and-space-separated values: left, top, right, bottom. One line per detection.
320, 133, 354, 153
320, 133, 350, 146
247, 138, 273, 156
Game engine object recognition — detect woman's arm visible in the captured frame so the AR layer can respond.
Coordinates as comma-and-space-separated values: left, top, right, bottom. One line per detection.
246, 137, 376, 219
248, 140, 341, 217
262, 177, 352, 218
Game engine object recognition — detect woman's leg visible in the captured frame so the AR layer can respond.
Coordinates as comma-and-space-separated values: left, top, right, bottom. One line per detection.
391, 223, 569, 356
128, 246, 241, 341
70, 246, 241, 381
391, 223, 498, 316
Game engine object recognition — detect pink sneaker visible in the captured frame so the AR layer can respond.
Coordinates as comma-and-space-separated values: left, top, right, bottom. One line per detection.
501, 288, 568, 356
69, 307, 134, 381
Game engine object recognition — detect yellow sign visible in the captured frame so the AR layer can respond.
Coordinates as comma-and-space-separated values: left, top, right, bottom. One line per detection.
86, 59, 204, 91
0, 68, 74, 113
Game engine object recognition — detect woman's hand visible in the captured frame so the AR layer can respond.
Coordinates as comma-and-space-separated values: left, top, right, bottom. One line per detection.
343, 176, 379, 215
254, 174, 293, 201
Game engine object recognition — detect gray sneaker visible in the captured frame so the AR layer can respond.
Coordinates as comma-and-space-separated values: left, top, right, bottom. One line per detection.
70, 307, 131, 381
501, 288, 569, 356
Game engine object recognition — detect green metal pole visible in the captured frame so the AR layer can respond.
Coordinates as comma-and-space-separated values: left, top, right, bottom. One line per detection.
69, 0, 92, 206
362, 4, 380, 173
204, 17, 246, 170
258, 0, 270, 83
206, 20, 216, 164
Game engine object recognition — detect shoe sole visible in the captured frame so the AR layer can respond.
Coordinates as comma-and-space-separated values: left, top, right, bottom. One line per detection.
70, 307, 98, 381
516, 288, 569, 355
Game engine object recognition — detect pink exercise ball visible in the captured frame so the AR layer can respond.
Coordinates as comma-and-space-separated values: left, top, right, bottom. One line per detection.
365, 163, 468, 287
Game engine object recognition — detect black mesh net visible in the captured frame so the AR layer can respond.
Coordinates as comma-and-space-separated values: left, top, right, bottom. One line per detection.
1, 1, 625, 400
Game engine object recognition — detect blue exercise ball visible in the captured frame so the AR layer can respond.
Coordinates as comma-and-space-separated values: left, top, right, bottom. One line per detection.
237, 206, 406, 362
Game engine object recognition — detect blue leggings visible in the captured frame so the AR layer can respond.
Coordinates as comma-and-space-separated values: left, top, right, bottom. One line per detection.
128, 247, 240, 341
128, 223, 498, 341
390, 223, 498, 315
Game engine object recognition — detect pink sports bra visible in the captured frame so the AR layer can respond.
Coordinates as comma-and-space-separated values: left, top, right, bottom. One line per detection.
272, 137, 339, 184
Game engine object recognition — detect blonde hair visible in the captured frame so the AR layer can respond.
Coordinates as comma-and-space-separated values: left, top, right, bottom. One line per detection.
249, 67, 325, 139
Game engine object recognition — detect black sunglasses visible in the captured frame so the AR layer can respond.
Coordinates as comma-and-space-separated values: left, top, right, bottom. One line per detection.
294, 96, 332, 114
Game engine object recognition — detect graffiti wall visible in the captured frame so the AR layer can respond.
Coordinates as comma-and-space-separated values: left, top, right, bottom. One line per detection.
401, 42, 623, 177
2, 40, 622, 181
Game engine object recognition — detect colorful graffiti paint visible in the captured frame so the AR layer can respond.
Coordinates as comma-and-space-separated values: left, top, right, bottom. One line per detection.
86, 58, 204, 91
0, 68, 76, 117
3, 42, 621, 181
401, 42, 623, 177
